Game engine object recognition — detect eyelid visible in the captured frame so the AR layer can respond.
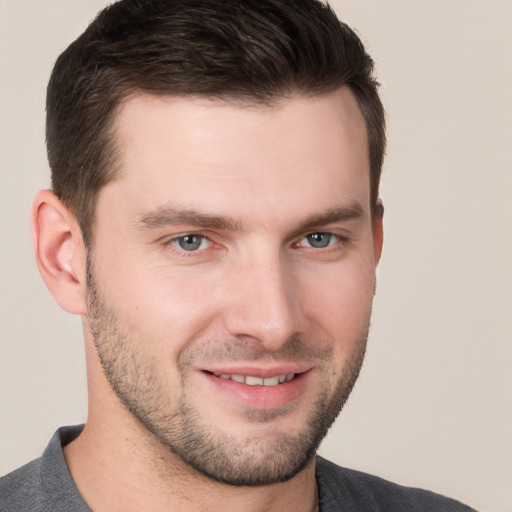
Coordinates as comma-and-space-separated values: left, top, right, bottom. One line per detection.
294, 231, 345, 249
164, 232, 214, 253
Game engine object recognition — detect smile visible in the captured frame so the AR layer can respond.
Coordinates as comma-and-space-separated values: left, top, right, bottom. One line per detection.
200, 368, 312, 410
211, 372, 296, 386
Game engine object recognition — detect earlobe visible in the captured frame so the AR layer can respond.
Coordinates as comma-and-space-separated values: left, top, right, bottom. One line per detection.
31, 190, 88, 315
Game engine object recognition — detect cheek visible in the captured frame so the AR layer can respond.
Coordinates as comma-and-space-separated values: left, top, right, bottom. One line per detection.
300, 258, 375, 355
94, 256, 227, 357
303, 254, 375, 315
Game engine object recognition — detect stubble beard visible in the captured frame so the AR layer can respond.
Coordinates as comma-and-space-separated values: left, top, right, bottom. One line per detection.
86, 261, 370, 487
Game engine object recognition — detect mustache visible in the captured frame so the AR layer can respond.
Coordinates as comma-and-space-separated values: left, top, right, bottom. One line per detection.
178, 336, 334, 368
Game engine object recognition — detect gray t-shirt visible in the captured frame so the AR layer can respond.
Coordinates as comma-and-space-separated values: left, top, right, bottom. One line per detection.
0, 425, 477, 511
0, 427, 88, 512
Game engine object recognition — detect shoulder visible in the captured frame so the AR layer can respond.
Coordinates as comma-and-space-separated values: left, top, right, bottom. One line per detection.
0, 457, 46, 512
0, 426, 89, 512
315, 456, 478, 512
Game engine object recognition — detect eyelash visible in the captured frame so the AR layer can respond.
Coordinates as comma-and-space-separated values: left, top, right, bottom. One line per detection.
165, 231, 346, 255
167, 234, 213, 252
293, 232, 344, 250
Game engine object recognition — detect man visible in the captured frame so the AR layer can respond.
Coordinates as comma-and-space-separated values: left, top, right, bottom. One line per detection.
0, 0, 477, 510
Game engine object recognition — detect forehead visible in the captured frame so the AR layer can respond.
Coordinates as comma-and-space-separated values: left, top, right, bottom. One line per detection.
103, 89, 370, 226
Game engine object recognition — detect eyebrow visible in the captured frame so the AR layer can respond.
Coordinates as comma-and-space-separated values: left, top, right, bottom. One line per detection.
297, 203, 366, 231
138, 206, 242, 231
137, 202, 365, 232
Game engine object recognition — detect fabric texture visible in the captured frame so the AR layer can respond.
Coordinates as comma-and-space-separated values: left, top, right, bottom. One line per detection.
0, 425, 477, 511
0, 427, 89, 512
315, 457, 477, 511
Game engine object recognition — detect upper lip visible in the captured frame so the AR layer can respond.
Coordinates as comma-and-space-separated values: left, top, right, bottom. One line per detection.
199, 364, 312, 378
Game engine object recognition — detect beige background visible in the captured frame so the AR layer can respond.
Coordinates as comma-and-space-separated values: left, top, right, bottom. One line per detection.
0, 1, 510, 511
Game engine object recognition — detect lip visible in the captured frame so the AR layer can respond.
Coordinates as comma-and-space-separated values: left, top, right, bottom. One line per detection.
197, 365, 313, 411
201, 364, 312, 379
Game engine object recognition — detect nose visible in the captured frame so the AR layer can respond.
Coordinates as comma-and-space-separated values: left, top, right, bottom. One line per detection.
223, 251, 305, 352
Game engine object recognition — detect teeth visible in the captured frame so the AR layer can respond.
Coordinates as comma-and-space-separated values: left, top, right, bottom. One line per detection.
246, 376, 264, 386
213, 372, 295, 386
263, 376, 279, 386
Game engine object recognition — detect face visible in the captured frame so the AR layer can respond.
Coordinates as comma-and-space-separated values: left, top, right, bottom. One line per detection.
86, 89, 382, 486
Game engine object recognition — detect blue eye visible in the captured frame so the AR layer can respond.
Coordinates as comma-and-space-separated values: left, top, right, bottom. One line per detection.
303, 232, 338, 249
171, 234, 210, 251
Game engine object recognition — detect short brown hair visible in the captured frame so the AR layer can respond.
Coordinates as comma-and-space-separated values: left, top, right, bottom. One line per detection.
47, 0, 385, 245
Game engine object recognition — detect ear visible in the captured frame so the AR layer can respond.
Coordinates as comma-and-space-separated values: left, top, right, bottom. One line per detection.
372, 199, 384, 265
31, 190, 88, 315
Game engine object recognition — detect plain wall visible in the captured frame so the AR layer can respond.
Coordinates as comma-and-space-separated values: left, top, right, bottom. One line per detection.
0, 1, 510, 511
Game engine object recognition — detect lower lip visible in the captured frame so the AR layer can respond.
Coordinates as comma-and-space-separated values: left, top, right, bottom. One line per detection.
199, 370, 312, 411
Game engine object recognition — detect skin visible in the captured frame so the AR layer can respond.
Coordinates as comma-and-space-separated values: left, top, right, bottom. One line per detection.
32, 87, 383, 512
